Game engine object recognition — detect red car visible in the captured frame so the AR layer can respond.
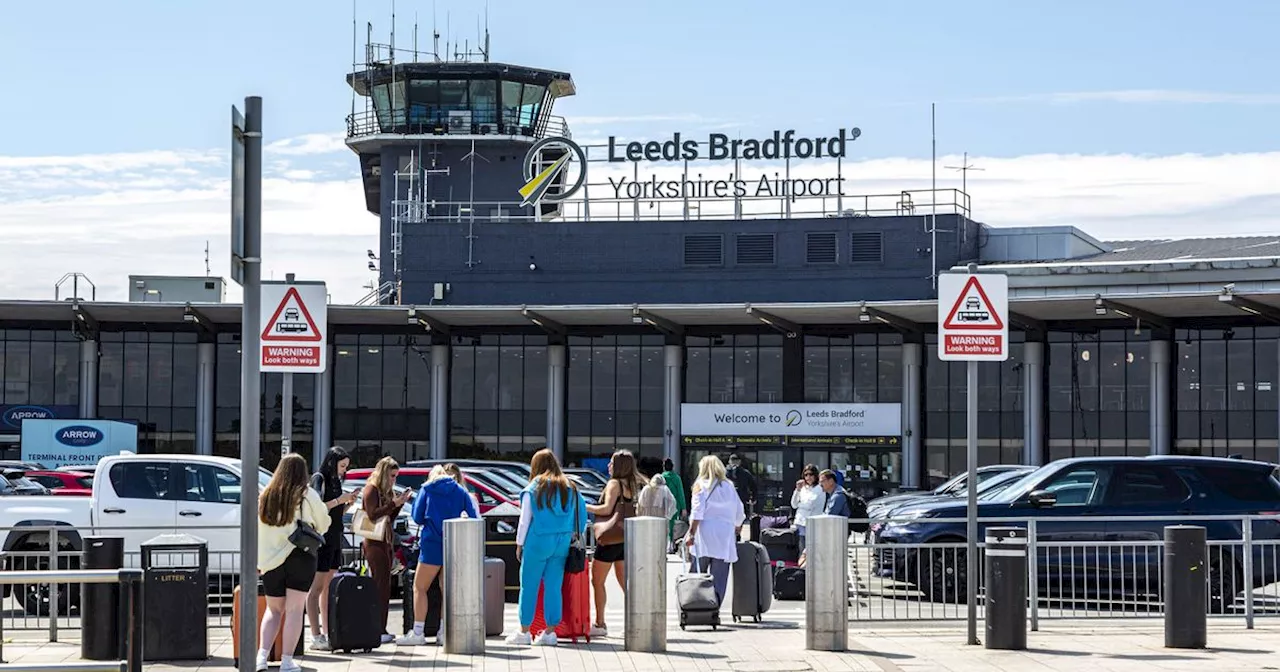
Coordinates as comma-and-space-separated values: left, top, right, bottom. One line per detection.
24, 470, 93, 496
344, 467, 517, 514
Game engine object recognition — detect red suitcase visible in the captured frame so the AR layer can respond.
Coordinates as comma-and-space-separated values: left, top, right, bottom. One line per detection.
529, 569, 591, 643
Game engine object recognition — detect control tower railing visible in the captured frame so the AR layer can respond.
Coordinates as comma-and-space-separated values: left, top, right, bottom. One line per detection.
345, 109, 571, 140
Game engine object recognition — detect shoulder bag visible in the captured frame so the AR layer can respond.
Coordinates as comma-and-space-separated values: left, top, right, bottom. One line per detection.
352, 489, 391, 541
288, 498, 325, 555
592, 483, 637, 547
565, 487, 587, 574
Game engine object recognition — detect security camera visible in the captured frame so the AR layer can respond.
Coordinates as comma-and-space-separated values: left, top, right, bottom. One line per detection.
368, 261, 377, 271
367, 250, 376, 259
528, 262, 538, 271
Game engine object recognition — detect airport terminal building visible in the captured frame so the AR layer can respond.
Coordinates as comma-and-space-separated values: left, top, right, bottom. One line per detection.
4, 47, 1280, 507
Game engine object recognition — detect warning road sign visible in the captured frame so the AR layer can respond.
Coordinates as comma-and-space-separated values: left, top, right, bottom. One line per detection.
938, 273, 1008, 361
260, 281, 328, 373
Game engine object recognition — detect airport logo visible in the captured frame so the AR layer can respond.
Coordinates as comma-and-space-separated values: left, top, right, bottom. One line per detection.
785, 410, 802, 427
519, 136, 587, 207
55, 425, 105, 448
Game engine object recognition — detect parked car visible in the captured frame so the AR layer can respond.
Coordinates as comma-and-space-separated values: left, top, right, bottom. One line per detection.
0, 453, 272, 615
866, 465, 1031, 520
56, 464, 99, 476
24, 470, 93, 496
1, 471, 50, 496
344, 467, 518, 514
867, 467, 1036, 542
565, 467, 608, 489
406, 459, 532, 485
874, 456, 1280, 611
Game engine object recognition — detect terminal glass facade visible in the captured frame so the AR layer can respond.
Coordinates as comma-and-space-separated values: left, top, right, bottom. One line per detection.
684, 334, 784, 404
332, 333, 432, 466
1175, 326, 1279, 460
449, 334, 547, 460
98, 331, 198, 454
566, 335, 665, 466
1047, 329, 1151, 461
0, 329, 79, 408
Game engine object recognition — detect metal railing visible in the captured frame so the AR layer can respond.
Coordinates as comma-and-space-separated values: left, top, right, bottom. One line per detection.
0, 568, 142, 672
345, 109, 570, 140
847, 514, 1280, 628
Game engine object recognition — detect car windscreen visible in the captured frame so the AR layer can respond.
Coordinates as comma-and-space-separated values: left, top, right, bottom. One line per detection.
983, 463, 1060, 504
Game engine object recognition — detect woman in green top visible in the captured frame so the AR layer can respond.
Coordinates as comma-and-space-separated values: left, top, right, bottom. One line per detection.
660, 458, 687, 543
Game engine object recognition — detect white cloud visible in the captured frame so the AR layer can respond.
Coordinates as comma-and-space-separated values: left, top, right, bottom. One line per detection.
266, 133, 350, 156
2, 136, 1279, 305
972, 90, 1280, 105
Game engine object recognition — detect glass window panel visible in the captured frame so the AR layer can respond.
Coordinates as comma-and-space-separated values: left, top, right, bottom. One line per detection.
1200, 339, 1227, 412
29, 341, 55, 404
172, 343, 199, 407
1126, 341, 1151, 412
734, 346, 758, 403
925, 344, 947, 410
499, 346, 524, 411
591, 346, 616, 410
123, 342, 149, 406
523, 345, 548, 411
438, 80, 467, 113
829, 345, 853, 402
878, 343, 903, 403
804, 345, 829, 402
215, 343, 240, 408
1256, 339, 1278, 411
500, 81, 523, 128
408, 79, 439, 125
1099, 342, 1125, 412
568, 346, 592, 409
758, 346, 783, 404
357, 343, 383, 409
474, 346, 500, 410
469, 79, 497, 124
4, 340, 30, 404
382, 338, 407, 409
1075, 337, 1099, 412
451, 346, 476, 411
1047, 342, 1072, 412
1177, 337, 1200, 412
684, 347, 709, 404
406, 340, 432, 409
54, 341, 79, 406
640, 346, 664, 412
616, 346, 641, 411
853, 345, 877, 402
147, 342, 173, 407
1227, 337, 1254, 411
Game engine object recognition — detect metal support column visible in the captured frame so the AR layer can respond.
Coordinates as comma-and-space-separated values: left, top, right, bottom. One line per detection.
965, 360, 979, 645
547, 344, 567, 462
805, 515, 848, 651
1022, 341, 1045, 466
430, 344, 449, 460
443, 518, 485, 655
1150, 339, 1172, 455
901, 342, 922, 489
196, 342, 215, 455
624, 517, 667, 652
236, 95, 264, 672
663, 344, 682, 465
313, 360, 332, 472
78, 339, 98, 419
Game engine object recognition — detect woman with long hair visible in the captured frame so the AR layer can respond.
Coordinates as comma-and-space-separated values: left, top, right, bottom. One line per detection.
305, 447, 356, 651
397, 463, 477, 646
790, 464, 821, 553
362, 456, 410, 645
685, 454, 745, 606
256, 454, 330, 672
584, 449, 645, 638
505, 449, 587, 647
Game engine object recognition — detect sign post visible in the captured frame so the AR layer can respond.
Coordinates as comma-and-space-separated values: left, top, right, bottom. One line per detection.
937, 263, 1009, 646
232, 95, 263, 672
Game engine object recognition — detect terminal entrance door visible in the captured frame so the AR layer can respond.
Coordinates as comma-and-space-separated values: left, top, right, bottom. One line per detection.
681, 446, 787, 514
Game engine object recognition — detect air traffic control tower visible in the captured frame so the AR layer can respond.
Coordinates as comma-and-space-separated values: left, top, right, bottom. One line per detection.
345, 35, 576, 305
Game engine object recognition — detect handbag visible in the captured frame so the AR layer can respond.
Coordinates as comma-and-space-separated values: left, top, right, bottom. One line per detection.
352, 507, 389, 541
592, 485, 636, 547
565, 487, 587, 574
288, 502, 325, 555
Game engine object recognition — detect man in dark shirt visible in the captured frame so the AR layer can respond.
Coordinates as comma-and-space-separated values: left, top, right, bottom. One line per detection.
725, 454, 757, 515
820, 470, 854, 518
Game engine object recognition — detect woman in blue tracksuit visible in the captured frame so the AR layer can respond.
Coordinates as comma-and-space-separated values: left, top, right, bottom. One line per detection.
396, 463, 477, 647
505, 448, 588, 647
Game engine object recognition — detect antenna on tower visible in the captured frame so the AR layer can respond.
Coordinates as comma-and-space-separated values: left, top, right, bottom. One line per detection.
483, 2, 490, 61
204, 241, 211, 277
432, 0, 440, 61
413, 11, 418, 61
390, 0, 395, 57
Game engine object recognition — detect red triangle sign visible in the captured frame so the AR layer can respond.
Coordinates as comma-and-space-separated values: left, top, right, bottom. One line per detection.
942, 276, 1004, 331
262, 286, 323, 342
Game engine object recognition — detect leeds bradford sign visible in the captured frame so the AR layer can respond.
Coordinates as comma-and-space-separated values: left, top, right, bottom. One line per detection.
520, 127, 862, 207
607, 128, 862, 162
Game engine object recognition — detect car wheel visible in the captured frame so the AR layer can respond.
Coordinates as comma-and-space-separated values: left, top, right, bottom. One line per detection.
919, 544, 966, 604
1207, 554, 1241, 615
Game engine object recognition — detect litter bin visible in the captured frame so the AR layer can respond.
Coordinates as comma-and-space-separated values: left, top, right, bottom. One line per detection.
483, 503, 521, 603
81, 536, 124, 661
141, 533, 209, 661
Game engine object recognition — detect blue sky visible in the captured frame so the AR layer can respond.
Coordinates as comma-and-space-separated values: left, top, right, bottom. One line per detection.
1, 1, 1279, 302
2, 0, 1278, 158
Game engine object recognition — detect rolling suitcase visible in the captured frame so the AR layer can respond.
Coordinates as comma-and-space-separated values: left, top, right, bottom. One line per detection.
229, 584, 303, 667
773, 566, 806, 601
400, 570, 442, 635
530, 563, 592, 642
731, 541, 772, 622
484, 557, 505, 636
761, 528, 800, 564
677, 557, 721, 630
327, 570, 383, 653
748, 514, 762, 543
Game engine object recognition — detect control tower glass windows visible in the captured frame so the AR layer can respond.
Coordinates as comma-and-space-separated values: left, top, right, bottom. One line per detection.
373, 81, 406, 130
408, 80, 438, 126
501, 81, 546, 131
469, 80, 497, 125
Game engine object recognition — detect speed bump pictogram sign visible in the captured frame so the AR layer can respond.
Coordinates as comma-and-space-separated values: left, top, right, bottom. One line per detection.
938, 273, 1008, 361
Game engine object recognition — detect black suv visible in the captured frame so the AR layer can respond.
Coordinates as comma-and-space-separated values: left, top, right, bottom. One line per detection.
875, 456, 1280, 610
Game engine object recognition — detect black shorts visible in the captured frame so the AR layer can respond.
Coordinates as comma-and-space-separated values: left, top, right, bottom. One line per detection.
262, 548, 318, 597
594, 543, 625, 564
316, 537, 344, 572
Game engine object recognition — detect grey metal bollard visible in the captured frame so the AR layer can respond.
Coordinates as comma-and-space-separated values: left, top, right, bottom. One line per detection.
443, 518, 486, 655
624, 516, 668, 652
805, 515, 848, 651
1164, 525, 1207, 649
983, 527, 1028, 651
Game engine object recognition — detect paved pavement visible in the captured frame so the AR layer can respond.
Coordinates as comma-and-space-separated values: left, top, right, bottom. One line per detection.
4, 556, 1279, 671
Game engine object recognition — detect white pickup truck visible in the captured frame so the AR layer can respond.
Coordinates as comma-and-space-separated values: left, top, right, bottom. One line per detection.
0, 453, 272, 614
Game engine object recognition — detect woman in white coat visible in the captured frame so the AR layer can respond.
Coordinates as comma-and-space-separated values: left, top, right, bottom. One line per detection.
684, 455, 746, 604
790, 464, 821, 553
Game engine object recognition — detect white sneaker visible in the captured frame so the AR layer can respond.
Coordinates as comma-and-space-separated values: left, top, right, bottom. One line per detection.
380, 633, 395, 644
254, 650, 269, 672
436, 626, 445, 646
533, 630, 558, 647
280, 660, 302, 672
504, 631, 532, 646
589, 624, 608, 638
395, 633, 428, 646
310, 635, 330, 651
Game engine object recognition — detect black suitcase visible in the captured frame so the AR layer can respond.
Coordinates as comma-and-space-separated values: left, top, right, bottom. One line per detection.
731, 541, 773, 622
774, 566, 806, 601
761, 528, 800, 564
400, 570, 442, 636
748, 514, 762, 543
327, 571, 383, 653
